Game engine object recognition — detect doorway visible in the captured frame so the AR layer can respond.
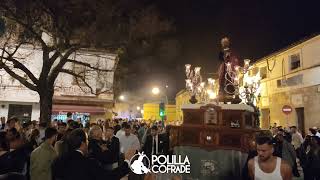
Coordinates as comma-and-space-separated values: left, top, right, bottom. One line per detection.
295, 107, 305, 136
8, 104, 32, 122
260, 108, 270, 129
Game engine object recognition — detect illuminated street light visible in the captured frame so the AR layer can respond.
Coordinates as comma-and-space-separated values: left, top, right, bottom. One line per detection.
141, 110, 144, 114
137, 106, 141, 110
119, 95, 125, 101
152, 87, 160, 95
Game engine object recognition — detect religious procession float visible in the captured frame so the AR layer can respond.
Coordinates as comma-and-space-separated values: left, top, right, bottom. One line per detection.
170, 37, 261, 180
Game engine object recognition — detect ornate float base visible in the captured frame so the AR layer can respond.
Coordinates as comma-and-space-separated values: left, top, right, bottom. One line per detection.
174, 146, 248, 180
168, 103, 260, 180
170, 103, 259, 152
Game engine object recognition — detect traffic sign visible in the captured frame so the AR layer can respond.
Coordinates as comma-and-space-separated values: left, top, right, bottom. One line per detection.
282, 105, 292, 115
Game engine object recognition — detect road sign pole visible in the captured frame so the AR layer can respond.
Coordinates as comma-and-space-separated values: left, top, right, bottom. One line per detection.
286, 114, 289, 128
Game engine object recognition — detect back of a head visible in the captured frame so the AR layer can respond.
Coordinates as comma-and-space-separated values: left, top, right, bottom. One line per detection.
67, 112, 72, 118
39, 122, 47, 128
311, 136, 320, 145
69, 121, 80, 130
309, 128, 317, 135
8, 117, 18, 123
151, 125, 158, 131
7, 128, 20, 142
88, 125, 102, 139
45, 127, 58, 140
30, 129, 40, 140
67, 128, 86, 151
121, 122, 128, 129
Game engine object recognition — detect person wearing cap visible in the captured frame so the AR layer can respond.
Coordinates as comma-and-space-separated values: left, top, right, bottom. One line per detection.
30, 127, 58, 180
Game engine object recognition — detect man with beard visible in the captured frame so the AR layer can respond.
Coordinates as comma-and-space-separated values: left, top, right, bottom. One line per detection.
30, 127, 58, 180
248, 136, 292, 180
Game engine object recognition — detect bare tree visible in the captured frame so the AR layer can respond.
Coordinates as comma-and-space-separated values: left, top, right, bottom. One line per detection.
0, 0, 172, 125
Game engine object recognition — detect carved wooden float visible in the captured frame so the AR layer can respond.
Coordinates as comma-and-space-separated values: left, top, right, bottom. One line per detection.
170, 103, 260, 152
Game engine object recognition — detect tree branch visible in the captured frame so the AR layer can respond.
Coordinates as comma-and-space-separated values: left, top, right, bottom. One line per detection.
48, 46, 79, 85
60, 69, 113, 95
66, 59, 116, 72
0, 3, 48, 48
59, 68, 95, 94
0, 44, 39, 84
1, 56, 38, 84
0, 61, 37, 91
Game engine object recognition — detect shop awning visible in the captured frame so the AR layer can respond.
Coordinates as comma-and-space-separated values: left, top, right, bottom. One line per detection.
52, 105, 106, 115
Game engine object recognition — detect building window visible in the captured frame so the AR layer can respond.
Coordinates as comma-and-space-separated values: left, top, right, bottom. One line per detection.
260, 66, 267, 79
289, 53, 301, 71
277, 79, 286, 88
276, 74, 303, 88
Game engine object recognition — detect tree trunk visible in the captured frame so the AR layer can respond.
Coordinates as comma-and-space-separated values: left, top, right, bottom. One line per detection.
39, 89, 54, 127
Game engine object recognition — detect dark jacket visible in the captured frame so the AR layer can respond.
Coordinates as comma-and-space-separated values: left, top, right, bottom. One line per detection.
143, 134, 168, 159
113, 125, 121, 135
52, 150, 129, 180
0, 147, 29, 175
106, 136, 120, 164
88, 137, 120, 165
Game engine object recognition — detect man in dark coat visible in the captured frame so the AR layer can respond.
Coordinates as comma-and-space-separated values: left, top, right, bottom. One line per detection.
52, 128, 135, 180
88, 126, 120, 170
142, 126, 168, 160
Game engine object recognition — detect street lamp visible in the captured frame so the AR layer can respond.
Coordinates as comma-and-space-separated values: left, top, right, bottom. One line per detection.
119, 95, 125, 101
137, 106, 141, 110
152, 87, 160, 95
151, 87, 168, 104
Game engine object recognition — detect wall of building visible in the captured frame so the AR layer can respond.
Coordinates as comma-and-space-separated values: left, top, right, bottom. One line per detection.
113, 103, 141, 120
175, 90, 191, 122
0, 101, 40, 121
0, 45, 117, 121
249, 35, 320, 132
143, 103, 176, 123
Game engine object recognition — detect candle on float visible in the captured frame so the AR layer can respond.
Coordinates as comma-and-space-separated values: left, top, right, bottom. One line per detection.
234, 77, 239, 85
244, 59, 250, 69
195, 67, 201, 75
235, 66, 240, 72
226, 62, 232, 72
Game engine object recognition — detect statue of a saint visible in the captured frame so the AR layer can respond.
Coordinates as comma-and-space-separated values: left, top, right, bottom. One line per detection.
218, 37, 239, 101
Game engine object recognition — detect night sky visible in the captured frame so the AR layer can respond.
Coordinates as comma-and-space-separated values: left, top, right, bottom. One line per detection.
128, 0, 320, 102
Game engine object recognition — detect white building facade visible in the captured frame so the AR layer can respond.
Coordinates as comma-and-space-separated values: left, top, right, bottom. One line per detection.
0, 45, 117, 123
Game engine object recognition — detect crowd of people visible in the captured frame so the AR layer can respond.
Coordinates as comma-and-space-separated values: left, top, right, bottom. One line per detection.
0, 115, 171, 180
1, 113, 320, 180
244, 123, 320, 180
